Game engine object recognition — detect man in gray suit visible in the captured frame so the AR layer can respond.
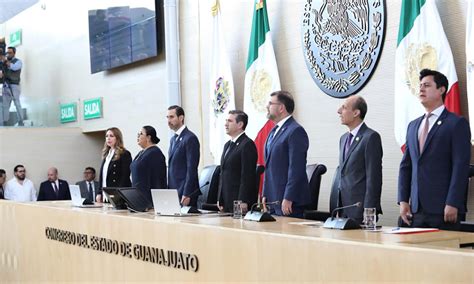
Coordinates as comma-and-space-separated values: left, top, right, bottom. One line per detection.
330, 95, 383, 224
76, 167, 100, 202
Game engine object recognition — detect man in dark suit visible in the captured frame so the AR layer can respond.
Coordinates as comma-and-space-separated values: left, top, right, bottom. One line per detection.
37, 167, 71, 201
218, 110, 258, 213
398, 69, 471, 230
167, 105, 200, 207
0, 169, 6, 199
263, 91, 311, 218
330, 95, 383, 224
76, 167, 100, 202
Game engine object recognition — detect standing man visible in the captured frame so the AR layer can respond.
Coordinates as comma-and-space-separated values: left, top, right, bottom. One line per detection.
76, 167, 101, 202
0, 169, 6, 199
398, 69, 471, 230
263, 91, 311, 217
2, 47, 23, 126
4, 165, 36, 202
330, 95, 383, 224
218, 110, 258, 213
37, 167, 71, 201
167, 105, 201, 207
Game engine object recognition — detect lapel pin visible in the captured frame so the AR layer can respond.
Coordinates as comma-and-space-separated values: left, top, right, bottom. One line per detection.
355, 137, 360, 142
437, 121, 442, 125
179, 137, 183, 141
236, 142, 239, 146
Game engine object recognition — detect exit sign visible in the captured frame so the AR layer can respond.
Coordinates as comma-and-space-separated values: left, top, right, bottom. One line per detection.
83, 97, 103, 120
9, 30, 22, 47
60, 103, 77, 123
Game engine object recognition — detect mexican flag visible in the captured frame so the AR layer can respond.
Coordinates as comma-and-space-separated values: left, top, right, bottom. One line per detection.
243, 0, 281, 171
467, 0, 474, 142
394, 0, 460, 149
209, 0, 235, 163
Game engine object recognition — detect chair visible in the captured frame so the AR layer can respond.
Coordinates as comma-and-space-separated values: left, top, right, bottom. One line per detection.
303, 163, 331, 221
460, 164, 474, 225
305, 164, 327, 210
197, 165, 221, 209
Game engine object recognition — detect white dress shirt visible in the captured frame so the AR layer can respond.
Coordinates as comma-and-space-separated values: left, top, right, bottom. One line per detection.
4, 178, 37, 202
102, 149, 115, 188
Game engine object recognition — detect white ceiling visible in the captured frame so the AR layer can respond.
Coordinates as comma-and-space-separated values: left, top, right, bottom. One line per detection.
0, 0, 38, 24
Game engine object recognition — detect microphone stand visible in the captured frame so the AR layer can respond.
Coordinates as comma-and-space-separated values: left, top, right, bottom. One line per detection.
323, 202, 362, 230
243, 200, 280, 222
181, 181, 210, 214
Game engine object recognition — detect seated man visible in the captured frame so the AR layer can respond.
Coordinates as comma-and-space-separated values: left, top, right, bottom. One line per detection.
4, 165, 36, 202
76, 167, 101, 202
37, 167, 71, 201
0, 169, 6, 199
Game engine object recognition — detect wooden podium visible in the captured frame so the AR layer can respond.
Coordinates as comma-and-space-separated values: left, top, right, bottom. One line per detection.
1, 200, 474, 282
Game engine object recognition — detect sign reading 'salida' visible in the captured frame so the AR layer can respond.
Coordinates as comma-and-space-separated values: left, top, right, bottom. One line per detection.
302, 0, 386, 98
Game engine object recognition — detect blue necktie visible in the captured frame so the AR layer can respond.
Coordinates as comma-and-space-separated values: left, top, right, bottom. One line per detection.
266, 125, 279, 153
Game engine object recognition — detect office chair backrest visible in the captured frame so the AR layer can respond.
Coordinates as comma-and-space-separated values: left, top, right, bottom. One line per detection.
197, 165, 220, 209
305, 164, 327, 210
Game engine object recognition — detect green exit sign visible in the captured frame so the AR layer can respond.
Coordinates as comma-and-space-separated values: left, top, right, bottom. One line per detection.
83, 97, 103, 120
60, 103, 77, 123
9, 30, 22, 47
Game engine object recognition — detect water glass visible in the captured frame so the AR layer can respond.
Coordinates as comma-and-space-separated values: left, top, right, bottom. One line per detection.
363, 208, 376, 230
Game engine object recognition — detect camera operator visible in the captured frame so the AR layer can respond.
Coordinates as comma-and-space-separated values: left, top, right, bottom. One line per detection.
1, 47, 23, 126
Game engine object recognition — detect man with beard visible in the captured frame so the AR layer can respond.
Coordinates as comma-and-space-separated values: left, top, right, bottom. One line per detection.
4, 165, 36, 201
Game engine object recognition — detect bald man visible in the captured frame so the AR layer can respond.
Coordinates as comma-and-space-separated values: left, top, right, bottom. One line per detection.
330, 95, 383, 224
37, 167, 71, 201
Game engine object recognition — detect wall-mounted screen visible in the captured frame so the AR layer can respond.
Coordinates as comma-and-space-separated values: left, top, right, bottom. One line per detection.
88, 0, 162, 74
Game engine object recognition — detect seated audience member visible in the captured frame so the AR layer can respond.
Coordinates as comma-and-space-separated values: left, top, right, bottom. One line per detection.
37, 167, 71, 201
4, 165, 37, 202
0, 169, 6, 199
76, 167, 101, 202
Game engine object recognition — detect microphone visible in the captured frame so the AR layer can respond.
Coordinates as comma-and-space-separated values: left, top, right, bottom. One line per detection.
323, 202, 362, 230
244, 198, 278, 222
180, 181, 210, 214
330, 202, 361, 218
184, 181, 209, 199
249, 200, 280, 213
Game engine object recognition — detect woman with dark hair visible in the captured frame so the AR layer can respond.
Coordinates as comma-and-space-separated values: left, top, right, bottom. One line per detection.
131, 125, 167, 203
99, 127, 132, 202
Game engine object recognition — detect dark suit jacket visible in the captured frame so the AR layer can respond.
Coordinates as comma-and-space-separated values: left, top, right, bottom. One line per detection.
168, 127, 200, 206
99, 149, 132, 192
263, 116, 311, 216
37, 179, 71, 201
131, 146, 167, 203
76, 180, 100, 199
218, 133, 258, 213
398, 109, 471, 214
330, 123, 383, 222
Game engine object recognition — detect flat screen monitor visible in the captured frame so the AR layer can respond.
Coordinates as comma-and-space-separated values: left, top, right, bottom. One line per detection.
88, 0, 162, 74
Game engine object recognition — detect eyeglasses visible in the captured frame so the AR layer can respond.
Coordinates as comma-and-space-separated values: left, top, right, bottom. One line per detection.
267, 101, 282, 107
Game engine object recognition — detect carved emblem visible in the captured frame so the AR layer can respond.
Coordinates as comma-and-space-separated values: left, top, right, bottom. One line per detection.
212, 77, 231, 116
404, 43, 438, 97
250, 69, 273, 113
302, 0, 386, 98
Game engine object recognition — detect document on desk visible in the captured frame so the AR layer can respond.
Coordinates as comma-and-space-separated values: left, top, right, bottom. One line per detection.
384, 227, 439, 234
288, 221, 323, 227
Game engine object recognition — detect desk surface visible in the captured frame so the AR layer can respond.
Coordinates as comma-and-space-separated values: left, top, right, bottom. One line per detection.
1, 200, 474, 282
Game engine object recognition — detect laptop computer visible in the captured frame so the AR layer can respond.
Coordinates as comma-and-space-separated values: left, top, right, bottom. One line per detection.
102, 187, 129, 210
69, 185, 103, 208
151, 189, 201, 216
117, 188, 153, 212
